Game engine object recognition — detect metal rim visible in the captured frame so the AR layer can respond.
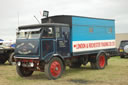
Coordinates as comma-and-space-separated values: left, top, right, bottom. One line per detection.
50, 61, 61, 77
99, 55, 105, 68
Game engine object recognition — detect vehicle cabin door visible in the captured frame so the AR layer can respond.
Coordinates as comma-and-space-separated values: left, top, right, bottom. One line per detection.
56, 26, 70, 57
41, 27, 55, 59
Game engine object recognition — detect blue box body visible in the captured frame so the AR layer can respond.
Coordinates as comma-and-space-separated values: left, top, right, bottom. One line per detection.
72, 17, 115, 41
71, 16, 115, 53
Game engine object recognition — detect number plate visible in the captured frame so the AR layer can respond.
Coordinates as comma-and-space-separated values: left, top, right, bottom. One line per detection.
120, 49, 123, 52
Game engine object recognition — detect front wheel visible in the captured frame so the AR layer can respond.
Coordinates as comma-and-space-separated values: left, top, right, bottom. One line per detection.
16, 65, 34, 77
44, 57, 64, 80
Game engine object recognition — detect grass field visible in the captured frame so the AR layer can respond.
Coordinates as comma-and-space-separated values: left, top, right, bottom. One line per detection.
0, 56, 128, 85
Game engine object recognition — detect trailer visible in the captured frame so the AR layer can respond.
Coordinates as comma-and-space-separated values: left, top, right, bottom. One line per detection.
15, 15, 116, 79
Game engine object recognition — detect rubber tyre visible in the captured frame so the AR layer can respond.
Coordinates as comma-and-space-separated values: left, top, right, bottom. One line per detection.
44, 57, 64, 80
16, 65, 34, 77
91, 53, 107, 69
0, 54, 8, 64
8, 52, 15, 65
96, 53, 107, 69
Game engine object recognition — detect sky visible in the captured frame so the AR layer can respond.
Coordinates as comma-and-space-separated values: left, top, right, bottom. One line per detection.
0, 0, 128, 40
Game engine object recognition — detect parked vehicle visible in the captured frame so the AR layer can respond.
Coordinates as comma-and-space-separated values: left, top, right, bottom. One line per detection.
15, 15, 116, 79
118, 40, 128, 58
0, 40, 15, 64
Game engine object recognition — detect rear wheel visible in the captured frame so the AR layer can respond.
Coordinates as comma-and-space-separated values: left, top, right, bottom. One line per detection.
91, 53, 107, 69
16, 65, 34, 77
98, 54, 106, 69
44, 57, 64, 80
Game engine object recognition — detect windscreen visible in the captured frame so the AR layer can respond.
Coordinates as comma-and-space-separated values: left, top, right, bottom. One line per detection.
17, 28, 41, 39
17, 26, 54, 39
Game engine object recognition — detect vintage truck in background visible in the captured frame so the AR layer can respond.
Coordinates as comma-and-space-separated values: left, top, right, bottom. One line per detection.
0, 39, 15, 64
14, 15, 116, 79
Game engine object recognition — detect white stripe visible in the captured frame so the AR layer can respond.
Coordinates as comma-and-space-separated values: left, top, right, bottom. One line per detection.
73, 40, 116, 52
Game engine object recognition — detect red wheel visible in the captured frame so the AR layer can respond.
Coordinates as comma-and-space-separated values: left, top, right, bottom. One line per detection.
91, 53, 107, 69
50, 61, 61, 77
96, 53, 107, 69
99, 55, 105, 68
44, 57, 64, 80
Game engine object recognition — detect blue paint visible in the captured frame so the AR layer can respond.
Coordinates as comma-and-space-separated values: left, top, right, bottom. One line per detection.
0, 39, 3, 41
72, 17, 114, 27
40, 39, 56, 60
11, 44, 16, 48
15, 39, 40, 57
71, 17, 115, 41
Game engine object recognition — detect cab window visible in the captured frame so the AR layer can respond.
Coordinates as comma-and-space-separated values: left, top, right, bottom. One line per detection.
42, 27, 54, 38
56, 27, 61, 38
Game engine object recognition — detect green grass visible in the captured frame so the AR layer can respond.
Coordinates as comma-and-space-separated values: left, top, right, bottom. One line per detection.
0, 56, 128, 85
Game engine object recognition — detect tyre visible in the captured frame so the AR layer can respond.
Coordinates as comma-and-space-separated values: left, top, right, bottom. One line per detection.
0, 54, 8, 64
8, 52, 15, 65
16, 65, 34, 77
44, 57, 64, 80
124, 45, 128, 53
91, 53, 107, 69
96, 53, 107, 69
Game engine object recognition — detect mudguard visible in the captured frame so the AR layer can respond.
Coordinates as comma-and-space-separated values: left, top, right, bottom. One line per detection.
43, 53, 66, 70
43, 53, 64, 64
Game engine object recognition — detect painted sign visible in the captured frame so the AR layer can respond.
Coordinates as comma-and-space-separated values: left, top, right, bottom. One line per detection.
73, 40, 116, 52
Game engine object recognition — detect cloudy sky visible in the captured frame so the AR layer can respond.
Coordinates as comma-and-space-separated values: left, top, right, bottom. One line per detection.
0, 0, 128, 40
